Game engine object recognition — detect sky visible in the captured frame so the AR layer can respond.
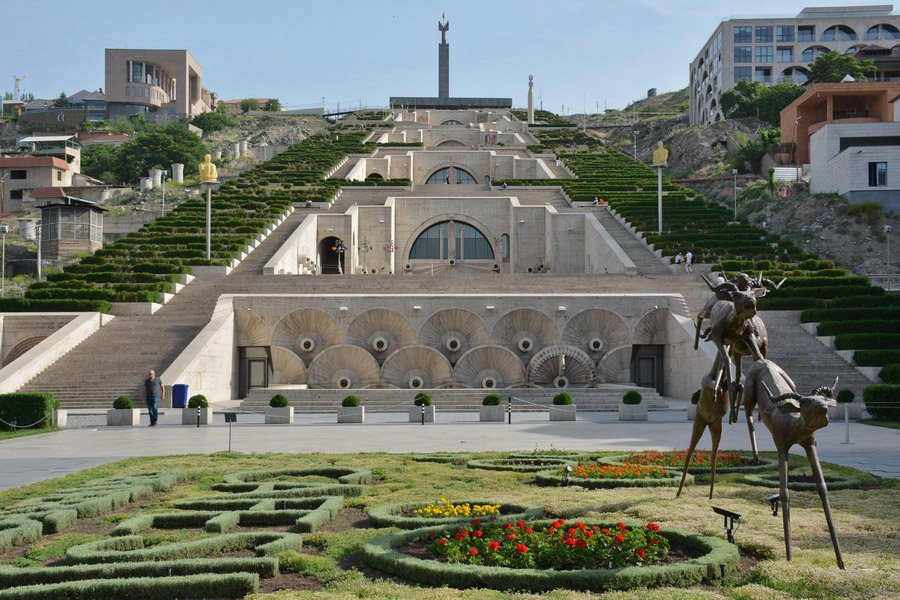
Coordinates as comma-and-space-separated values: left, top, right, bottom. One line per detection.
0, 0, 883, 113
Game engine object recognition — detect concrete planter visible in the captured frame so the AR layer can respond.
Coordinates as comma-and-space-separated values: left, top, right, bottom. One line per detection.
619, 403, 648, 421
265, 406, 294, 424
409, 405, 436, 422
550, 404, 577, 421
182, 407, 214, 425
338, 406, 365, 423
107, 408, 140, 426
52, 410, 67, 428
687, 403, 698, 420
480, 405, 506, 422
828, 402, 863, 421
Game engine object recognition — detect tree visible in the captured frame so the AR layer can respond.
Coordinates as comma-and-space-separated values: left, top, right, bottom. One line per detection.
52, 92, 69, 108
240, 99, 259, 113
81, 144, 121, 182
264, 98, 282, 112
216, 101, 230, 115
114, 121, 208, 183
807, 51, 876, 83
720, 79, 804, 124
191, 111, 236, 134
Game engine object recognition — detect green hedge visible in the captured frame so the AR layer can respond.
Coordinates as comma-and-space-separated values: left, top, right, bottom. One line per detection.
534, 468, 692, 488
741, 473, 862, 491
835, 334, 900, 351
879, 364, 900, 384
466, 457, 572, 472
594, 452, 778, 475
853, 350, 900, 367
801, 306, 900, 323
0, 573, 258, 600
221, 466, 371, 486
0, 298, 112, 313
0, 519, 43, 553
366, 500, 543, 529
864, 385, 900, 421
817, 320, 900, 336
360, 521, 739, 592
410, 453, 473, 464
0, 393, 58, 429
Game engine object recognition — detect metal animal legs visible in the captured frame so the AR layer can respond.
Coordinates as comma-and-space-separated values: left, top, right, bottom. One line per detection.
804, 443, 845, 570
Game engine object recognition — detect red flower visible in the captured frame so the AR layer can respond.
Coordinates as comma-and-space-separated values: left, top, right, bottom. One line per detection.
428, 532, 437, 538
471, 519, 481, 525
575, 522, 587, 530
575, 539, 587, 548
650, 538, 658, 544
469, 547, 478, 556
473, 530, 483, 537
646, 522, 661, 531
616, 522, 626, 528
567, 528, 577, 535
614, 534, 625, 543
515, 543, 528, 554
489, 516, 497, 521
564, 537, 575, 546
504, 523, 513, 529
585, 530, 594, 537
507, 534, 517, 541
438, 539, 447, 545
525, 528, 534, 534
516, 521, 526, 528
548, 527, 557, 535
636, 548, 647, 559
557, 519, 566, 525
454, 533, 465, 540
601, 529, 611, 535
488, 541, 500, 551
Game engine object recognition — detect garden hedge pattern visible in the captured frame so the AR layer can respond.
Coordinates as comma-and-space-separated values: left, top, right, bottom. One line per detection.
534, 468, 693, 489
366, 500, 544, 529
466, 457, 573, 472
741, 473, 862, 491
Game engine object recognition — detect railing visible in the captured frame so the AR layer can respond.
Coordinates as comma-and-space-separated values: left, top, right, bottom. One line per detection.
868, 274, 900, 292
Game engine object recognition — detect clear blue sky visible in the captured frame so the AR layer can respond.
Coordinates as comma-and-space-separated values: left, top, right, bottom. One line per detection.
1, 0, 876, 113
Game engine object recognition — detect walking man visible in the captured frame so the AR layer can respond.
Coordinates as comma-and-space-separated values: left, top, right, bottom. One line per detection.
143, 370, 164, 427
685, 250, 694, 274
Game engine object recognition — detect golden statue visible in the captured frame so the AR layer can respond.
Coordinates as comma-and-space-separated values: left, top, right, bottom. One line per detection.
652, 141, 669, 166
199, 154, 218, 182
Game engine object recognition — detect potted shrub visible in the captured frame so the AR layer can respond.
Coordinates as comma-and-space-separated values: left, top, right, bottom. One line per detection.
829, 388, 862, 420
687, 390, 701, 420
480, 393, 505, 422
107, 395, 140, 426
182, 394, 214, 425
619, 390, 647, 421
550, 391, 576, 421
266, 393, 294, 424
409, 391, 435, 422
338, 395, 364, 423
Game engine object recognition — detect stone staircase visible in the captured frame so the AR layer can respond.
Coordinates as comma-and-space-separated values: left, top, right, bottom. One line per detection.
592, 210, 672, 275
238, 385, 666, 413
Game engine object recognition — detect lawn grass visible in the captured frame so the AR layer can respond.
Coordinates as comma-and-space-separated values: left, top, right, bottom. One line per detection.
0, 426, 59, 442
0, 451, 896, 600
859, 418, 900, 430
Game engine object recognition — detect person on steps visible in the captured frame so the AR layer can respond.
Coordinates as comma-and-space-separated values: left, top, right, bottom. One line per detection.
143, 370, 164, 427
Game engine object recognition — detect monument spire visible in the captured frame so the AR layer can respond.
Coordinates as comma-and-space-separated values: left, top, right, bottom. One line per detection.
527, 75, 534, 124
438, 16, 450, 99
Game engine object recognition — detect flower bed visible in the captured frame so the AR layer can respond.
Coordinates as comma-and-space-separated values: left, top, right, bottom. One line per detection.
535, 465, 690, 489
466, 457, 571, 472
367, 500, 543, 530
361, 519, 739, 592
411, 453, 473, 464
597, 451, 778, 474
507, 451, 590, 460
741, 472, 862, 491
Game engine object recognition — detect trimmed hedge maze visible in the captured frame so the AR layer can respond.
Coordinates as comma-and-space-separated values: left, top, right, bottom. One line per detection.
466, 457, 573, 472
0, 467, 361, 599
534, 469, 692, 489
8, 130, 373, 312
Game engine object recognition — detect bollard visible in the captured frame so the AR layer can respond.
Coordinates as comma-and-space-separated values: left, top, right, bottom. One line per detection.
842, 403, 853, 445
197, 406, 201, 428
421, 404, 425, 426
508, 396, 512, 424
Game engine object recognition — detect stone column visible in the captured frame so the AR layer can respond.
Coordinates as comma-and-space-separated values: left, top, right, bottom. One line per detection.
239, 140, 248, 155
438, 20, 450, 99
149, 168, 162, 187
171, 163, 184, 183
213, 150, 222, 160
232, 142, 241, 157
527, 75, 535, 124
140, 177, 153, 191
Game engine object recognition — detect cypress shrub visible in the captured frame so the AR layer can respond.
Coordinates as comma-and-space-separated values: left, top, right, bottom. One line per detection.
836, 389, 855, 404
269, 394, 289, 408
863, 385, 900, 421
552, 392, 572, 405
413, 392, 431, 406
0, 393, 59, 429
341, 395, 361, 407
112, 396, 134, 409
623, 391, 642, 405
482, 394, 502, 406
187, 395, 208, 409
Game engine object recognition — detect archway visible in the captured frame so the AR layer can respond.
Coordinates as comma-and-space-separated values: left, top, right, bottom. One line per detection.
424, 166, 479, 185
366, 172, 384, 180
319, 236, 345, 274
441, 119, 464, 125
436, 139, 466, 148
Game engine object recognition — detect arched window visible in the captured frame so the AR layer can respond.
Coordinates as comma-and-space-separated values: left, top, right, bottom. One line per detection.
821, 25, 857, 41
801, 46, 829, 62
500, 234, 510, 260
409, 221, 495, 260
425, 167, 478, 185
867, 24, 900, 40
779, 67, 809, 83
441, 119, 464, 125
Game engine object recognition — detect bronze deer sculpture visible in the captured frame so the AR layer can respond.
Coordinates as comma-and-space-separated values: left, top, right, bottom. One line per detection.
742, 359, 844, 569
676, 369, 728, 499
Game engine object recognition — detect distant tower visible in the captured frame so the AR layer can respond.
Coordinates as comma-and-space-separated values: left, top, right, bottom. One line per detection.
438, 15, 450, 99
527, 75, 535, 124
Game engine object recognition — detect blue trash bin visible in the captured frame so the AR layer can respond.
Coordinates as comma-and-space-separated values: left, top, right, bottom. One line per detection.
172, 384, 188, 409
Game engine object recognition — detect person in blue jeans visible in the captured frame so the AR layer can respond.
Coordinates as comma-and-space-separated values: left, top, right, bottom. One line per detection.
143, 370, 164, 427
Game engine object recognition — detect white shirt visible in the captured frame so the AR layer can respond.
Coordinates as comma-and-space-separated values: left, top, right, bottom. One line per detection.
685, 252, 693, 264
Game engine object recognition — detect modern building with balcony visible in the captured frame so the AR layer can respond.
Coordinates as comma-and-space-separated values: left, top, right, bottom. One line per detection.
690, 5, 900, 124
104, 49, 213, 119
780, 81, 900, 209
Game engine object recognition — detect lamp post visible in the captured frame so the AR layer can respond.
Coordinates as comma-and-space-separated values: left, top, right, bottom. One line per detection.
36, 219, 41, 282
200, 179, 218, 260
886, 224, 893, 273
161, 169, 167, 216
656, 164, 664, 235
0, 224, 7, 297
732, 168, 738, 219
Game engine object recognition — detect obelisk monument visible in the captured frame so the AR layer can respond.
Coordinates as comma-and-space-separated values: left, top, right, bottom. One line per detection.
527, 75, 535, 124
438, 16, 450, 99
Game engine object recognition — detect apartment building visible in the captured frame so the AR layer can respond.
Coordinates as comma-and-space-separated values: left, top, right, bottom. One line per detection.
690, 5, 900, 124
104, 49, 214, 119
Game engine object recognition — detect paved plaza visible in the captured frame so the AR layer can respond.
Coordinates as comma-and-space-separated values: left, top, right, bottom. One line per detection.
1, 403, 896, 492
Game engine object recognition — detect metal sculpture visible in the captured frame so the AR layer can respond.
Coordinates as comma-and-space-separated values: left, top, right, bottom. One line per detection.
741, 359, 844, 569
676, 370, 728, 499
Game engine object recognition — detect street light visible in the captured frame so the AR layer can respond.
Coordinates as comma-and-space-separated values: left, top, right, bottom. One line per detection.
0, 224, 8, 297
886, 224, 893, 273
161, 169, 168, 216
732, 168, 739, 219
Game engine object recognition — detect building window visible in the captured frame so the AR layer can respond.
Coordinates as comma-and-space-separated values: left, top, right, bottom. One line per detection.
734, 46, 752, 63
10, 170, 26, 180
734, 26, 752, 43
777, 47, 794, 62
500, 234, 509, 260
798, 25, 815, 41
409, 221, 494, 260
777, 25, 795, 42
734, 66, 752, 81
868, 162, 887, 187
756, 26, 773, 43
756, 46, 773, 62
10, 190, 23, 200
801, 46, 829, 62
131, 62, 143, 83
754, 67, 772, 83
821, 25, 857, 41
125, 86, 131, 97
56, 171, 62, 181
